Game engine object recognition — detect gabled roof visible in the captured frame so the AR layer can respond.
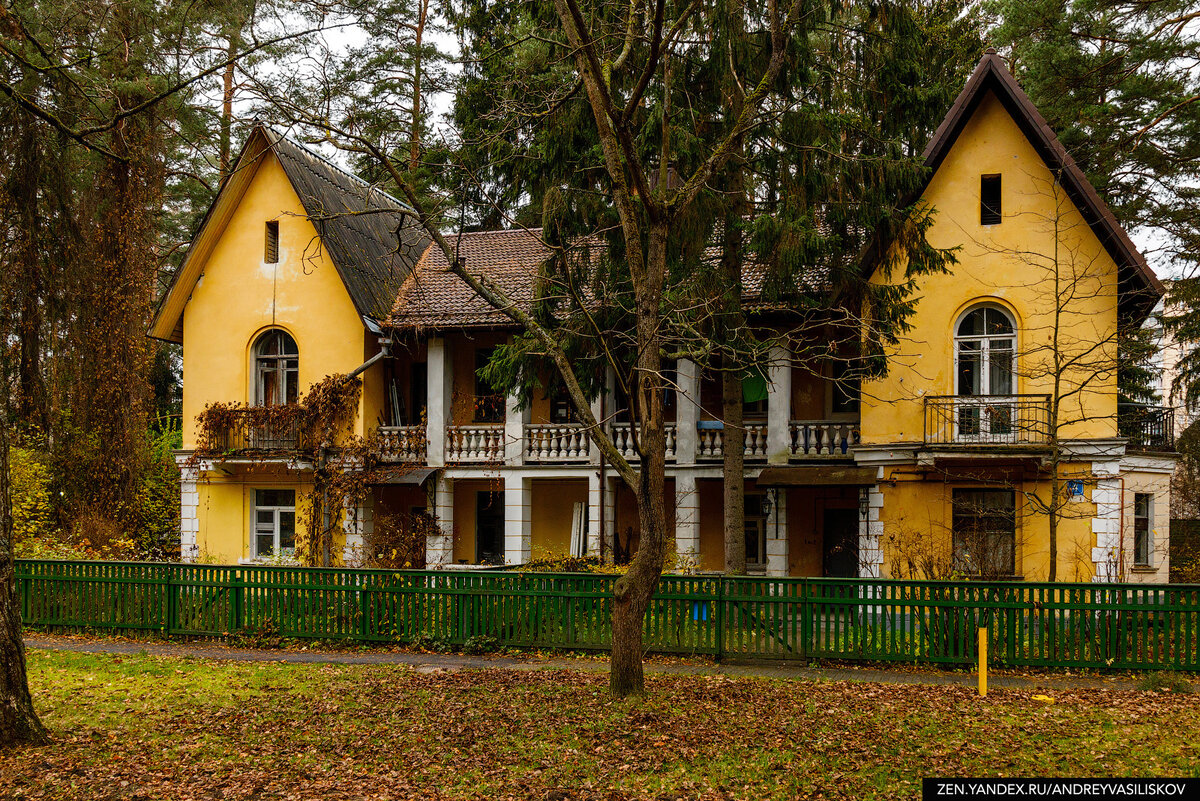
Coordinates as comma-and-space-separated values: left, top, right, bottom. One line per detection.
919, 49, 1164, 319
149, 124, 429, 343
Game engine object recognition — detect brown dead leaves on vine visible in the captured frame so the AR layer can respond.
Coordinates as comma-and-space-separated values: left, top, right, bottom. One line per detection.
3, 651, 1199, 800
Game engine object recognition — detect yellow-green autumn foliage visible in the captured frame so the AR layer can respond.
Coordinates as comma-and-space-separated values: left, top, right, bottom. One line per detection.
9, 447, 55, 542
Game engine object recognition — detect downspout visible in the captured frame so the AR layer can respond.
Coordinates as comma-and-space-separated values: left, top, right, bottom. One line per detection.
599, 389, 607, 562
321, 333, 394, 567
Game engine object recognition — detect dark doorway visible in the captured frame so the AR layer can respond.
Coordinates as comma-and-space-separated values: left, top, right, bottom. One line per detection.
476, 491, 504, 564
822, 508, 859, 578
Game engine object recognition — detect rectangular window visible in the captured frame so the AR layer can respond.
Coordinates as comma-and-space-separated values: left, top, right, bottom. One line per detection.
253, 489, 296, 559
474, 348, 504, 423
475, 490, 504, 564
980, 175, 1002, 225
952, 489, 1015, 577
1134, 493, 1152, 567
265, 220, 280, 263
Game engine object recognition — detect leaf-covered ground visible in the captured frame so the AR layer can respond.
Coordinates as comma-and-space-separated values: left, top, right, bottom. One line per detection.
3, 650, 1198, 800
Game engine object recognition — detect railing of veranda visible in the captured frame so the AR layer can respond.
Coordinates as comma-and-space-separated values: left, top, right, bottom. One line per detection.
15, 560, 1200, 670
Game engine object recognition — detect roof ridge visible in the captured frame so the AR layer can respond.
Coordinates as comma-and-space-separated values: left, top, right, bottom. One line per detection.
260, 124, 413, 212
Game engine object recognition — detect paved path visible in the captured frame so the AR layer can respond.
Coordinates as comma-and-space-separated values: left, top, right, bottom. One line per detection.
25, 634, 1145, 692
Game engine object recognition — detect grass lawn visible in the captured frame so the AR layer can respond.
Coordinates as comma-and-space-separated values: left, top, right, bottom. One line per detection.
3, 650, 1198, 800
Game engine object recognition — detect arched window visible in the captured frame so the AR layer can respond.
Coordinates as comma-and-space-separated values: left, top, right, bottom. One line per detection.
955, 306, 1015, 398
254, 330, 299, 406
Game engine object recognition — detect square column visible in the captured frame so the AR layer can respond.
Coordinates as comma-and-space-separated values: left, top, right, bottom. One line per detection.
504, 390, 528, 466
588, 373, 607, 466
426, 337, 453, 467
504, 475, 532, 565
765, 488, 789, 576
675, 359, 699, 465
342, 491, 374, 565
675, 474, 701, 569
587, 472, 604, 557
603, 476, 617, 562
859, 482, 884, 578
177, 457, 200, 562
1091, 471, 1122, 583
426, 474, 455, 567
767, 343, 792, 465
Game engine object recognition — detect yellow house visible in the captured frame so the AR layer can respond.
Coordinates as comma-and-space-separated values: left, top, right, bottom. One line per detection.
152, 51, 1175, 582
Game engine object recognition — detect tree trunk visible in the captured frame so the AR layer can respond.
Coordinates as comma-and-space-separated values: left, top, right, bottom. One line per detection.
722, 368, 746, 574
219, 27, 241, 182
0, 418, 48, 748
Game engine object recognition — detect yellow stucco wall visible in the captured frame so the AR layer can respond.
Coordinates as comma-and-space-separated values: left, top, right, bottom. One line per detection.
180, 151, 380, 449
194, 466, 317, 564
530, 479, 588, 556
863, 90, 1120, 445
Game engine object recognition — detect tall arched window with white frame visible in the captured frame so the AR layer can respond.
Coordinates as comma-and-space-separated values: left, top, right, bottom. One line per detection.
253, 329, 299, 406
955, 306, 1017, 440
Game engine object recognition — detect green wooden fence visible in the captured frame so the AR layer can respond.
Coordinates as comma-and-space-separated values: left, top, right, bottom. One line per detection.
15, 559, 1200, 670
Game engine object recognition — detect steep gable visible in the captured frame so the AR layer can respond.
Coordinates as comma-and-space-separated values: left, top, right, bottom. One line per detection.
921, 49, 1162, 320
149, 125, 429, 343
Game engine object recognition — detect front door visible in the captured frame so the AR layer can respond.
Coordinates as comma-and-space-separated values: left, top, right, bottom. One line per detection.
475, 491, 504, 564
822, 508, 859, 578
744, 494, 767, 571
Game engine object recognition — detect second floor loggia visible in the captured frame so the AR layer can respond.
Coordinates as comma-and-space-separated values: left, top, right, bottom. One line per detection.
214, 329, 863, 466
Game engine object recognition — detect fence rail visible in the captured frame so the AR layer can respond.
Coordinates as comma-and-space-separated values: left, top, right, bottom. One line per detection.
15, 560, 1200, 670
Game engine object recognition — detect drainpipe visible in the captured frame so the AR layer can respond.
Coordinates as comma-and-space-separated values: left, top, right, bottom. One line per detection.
320, 334, 393, 567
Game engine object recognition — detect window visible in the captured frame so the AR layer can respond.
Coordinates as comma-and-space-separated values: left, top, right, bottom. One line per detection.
474, 348, 504, 423
952, 489, 1016, 578
831, 360, 860, 414
1134, 493, 1152, 567
744, 494, 767, 568
265, 220, 280, 263
980, 175, 1001, 225
549, 386, 574, 424
475, 491, 504, 564
253, 489, 296, 559
253, 329, 299, 406
955, 306, 1016, 438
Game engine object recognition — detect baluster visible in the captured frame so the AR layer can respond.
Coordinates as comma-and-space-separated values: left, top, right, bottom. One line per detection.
665, 425, 676, 459
713, 429, 724, 458
819, 425, 831, 455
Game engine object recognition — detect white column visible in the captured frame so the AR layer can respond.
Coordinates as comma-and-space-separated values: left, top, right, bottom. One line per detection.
588, 378, 606, 466
859, 482, 884, 578
587, 472, 603, 557
1091, 468, 1122, 582
767, 343, 793, 465
342, 491, 374, 565
675, 474, 701, 569
504, 475, 532, 565
765, 488, 789, 576
603, 476, 617, 562
504, 389, 527, 466
177, 457, 200, 562
676, 359, 699, 465
426, 337, 452, 467
426, 474, 454, 567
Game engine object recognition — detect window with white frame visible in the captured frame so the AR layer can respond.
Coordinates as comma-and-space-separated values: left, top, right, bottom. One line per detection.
253, 489, 296, 559
254, 329, 299, 406
952, 489, 1016, 578
955, 306, 1016, 438
1134, 493, 1152, 567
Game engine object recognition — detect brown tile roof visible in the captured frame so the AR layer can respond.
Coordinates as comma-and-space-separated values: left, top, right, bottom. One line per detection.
390, 229, 552, 329
387, 226, 829, 330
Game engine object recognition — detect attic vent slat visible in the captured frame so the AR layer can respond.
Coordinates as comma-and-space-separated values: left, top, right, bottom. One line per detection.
265, 220, 280, 263
980, 175, 1002, 225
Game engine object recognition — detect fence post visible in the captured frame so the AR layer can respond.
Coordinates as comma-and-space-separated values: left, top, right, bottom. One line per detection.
800, 578, 810, 661
19, 566, 31, 624
714, 577, 725, 661
165, 570, 177, 635
359, 575, 370, 641
229, 572, 244, 635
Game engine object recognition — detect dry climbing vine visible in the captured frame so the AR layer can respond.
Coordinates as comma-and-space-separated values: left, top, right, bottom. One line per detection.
190, 374, 419, 566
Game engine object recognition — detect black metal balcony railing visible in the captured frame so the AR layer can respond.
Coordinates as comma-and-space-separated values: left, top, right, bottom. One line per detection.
214, 409, 305, 452
1119, 404, 1175, 452
924, 395, 1051, 447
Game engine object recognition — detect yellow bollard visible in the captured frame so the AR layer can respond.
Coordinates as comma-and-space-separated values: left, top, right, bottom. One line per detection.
978, 626, 988, 697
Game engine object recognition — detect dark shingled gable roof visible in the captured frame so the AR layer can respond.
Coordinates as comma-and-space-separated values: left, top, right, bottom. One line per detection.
263, 127, 431, 322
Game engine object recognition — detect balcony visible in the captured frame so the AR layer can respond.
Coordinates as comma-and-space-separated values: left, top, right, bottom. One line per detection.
1119, 404, 1175, 452
612, 422, 678, 462
789, 420, 859, 458
211, 409, 305, 453
697, 423, 768, 461
924, 395, 1051, 447
447, 424, 505, 463
377, 425, 426, 462
526, 424, 592, 462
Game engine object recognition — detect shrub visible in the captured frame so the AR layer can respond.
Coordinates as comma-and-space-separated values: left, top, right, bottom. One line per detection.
1137, 672, 1193, 694
9, 447, 55, 543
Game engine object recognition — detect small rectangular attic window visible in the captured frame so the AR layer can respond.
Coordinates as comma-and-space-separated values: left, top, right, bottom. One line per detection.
265, 220, 280, 263
980, 175, 1001, 225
